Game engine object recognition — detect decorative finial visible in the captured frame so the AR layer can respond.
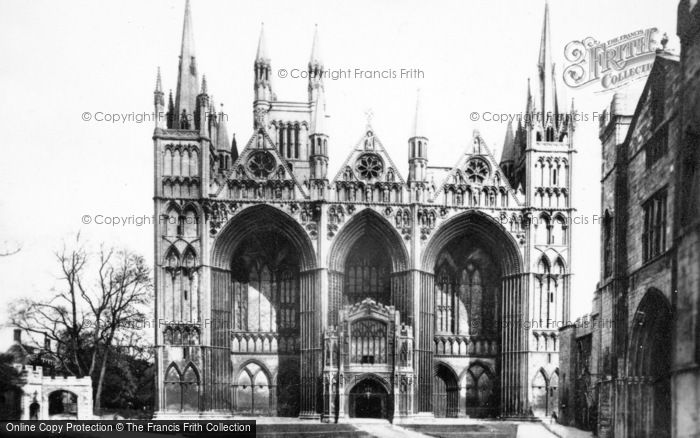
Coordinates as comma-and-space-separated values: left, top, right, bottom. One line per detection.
661, 33, 669, 50
201, 74, 208, 94
310, 24, 322, 65
256, 22, 268, 61
412, 88, 423, 138
155, 66, 162, 92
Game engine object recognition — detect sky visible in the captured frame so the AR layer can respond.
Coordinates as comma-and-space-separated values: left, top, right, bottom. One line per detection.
0, 0, 679, 350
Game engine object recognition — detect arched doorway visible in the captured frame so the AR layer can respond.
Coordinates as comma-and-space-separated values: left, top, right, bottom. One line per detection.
29, 401, 39, 420
164, 363, 201, 412
235, 362, 271, 415
227, 229, 301, 416
548, 370, 559, 418
628, 290, 671, 438
210, 205, 317, 416
465, 363, 496, 417
433, 240, 500, 337
349, 379, 389, 419
531, 369, 549, 417
327, 209, 409, 325
422, 211, 522, 416
433, 364, 458, 418
48, 390, 78, 419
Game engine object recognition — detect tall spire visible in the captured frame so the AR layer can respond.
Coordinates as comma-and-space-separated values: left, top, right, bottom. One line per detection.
411, 89, 424, 138
537, 0, 557, 121
309, 24, 322, 65
308, 25, 324, 102
154, 67, 164, 106
408, 89, 428, 184
256, 23, 269, 62
500, 120, 516, 164
525, 77, 534, 126
167, 90, 175, 128
216, 105, 230, 151
254, 23, 273, 105
200, 74, 208, 94
174, 0, 199, 129
154, 67, 165, 128
207, 95, 218, 142
538, 1, 552, 73
231, 134, 239, 161
309, 86, 329, 184
155, 67, 163, 93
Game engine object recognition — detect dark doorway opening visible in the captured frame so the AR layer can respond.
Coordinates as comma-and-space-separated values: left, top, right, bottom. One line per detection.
433, 364, 459, 418
629, 290, 672, 438
29, 402, 39, 420
48, 391, 78, 418
349, 379, 388, 419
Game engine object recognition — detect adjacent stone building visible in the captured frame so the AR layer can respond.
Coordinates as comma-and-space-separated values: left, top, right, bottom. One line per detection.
1, 329, 93, 421
153, 1, 575, 421
559, 2, 700, 437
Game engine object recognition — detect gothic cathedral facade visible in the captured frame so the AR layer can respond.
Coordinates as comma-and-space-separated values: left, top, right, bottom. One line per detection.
152, 0, 574, 421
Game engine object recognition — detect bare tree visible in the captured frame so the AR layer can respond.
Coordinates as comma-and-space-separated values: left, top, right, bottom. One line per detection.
10, 235, 90, 377
10, 234, 152, 412
90, 248, 150, 411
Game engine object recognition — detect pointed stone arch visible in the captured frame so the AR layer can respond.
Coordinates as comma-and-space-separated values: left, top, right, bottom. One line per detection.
210, 204, 318, 416
627, 288, 672, 438
327, 208, 410, 325
420, 210, 522, 416
163, 363, 182, 411
164, 246, 181, 268
463, 361, 497, 418
211, 204, 317, 271
433, 362, 459, 418
163, 202, 181, 237
538, 255, 551, 273
554, 256, 566, 275
181, 203, 200, 237
328, 208, 408, 273
551, 213, 567, 245
181, 244, 197, 268
536, 212, 552, 245
531, 367, 549, 416
421, 210, 522, 275
235, 361, 273, 415
347, 373, 392, 420
549, 368, 560, 416
181, 363, 200, 411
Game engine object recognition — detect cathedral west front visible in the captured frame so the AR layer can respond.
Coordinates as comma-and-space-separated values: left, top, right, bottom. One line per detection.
153, 0, 575, 421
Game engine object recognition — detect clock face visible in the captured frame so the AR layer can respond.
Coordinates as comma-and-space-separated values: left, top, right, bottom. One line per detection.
465, 158, 490, 184
355, 153, 384, 180
247, 151, 276, 179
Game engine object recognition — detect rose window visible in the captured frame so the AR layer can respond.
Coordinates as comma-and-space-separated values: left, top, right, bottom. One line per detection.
465, 158, 490, 184
247, 151, 276, 179
355, 154, 384, 180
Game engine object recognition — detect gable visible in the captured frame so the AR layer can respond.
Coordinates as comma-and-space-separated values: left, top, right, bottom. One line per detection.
331, 128, 406, 185
211, 128, 309, 199
624, 55, 680, 157
431, 131, 522, 207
